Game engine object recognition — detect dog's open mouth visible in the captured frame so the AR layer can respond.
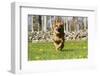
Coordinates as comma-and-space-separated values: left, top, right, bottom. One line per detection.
56, 28, 64, 33
57, 28, 61, 32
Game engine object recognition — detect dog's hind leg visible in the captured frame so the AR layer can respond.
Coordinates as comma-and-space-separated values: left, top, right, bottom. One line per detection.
60, 43, 64, 51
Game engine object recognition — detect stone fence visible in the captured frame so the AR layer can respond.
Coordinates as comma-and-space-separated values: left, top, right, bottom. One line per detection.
28, 30, 88, 43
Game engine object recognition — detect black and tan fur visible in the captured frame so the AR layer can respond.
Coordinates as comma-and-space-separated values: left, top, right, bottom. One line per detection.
52, 17, 65, 51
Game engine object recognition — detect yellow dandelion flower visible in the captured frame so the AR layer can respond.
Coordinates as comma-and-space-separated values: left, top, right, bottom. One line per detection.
35, 56, 40, 59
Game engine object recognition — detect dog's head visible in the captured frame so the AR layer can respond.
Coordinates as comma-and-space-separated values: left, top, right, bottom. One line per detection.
52, 17, 64, 34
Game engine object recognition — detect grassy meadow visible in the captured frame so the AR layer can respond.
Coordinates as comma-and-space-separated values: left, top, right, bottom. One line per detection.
28, 40, 88, 60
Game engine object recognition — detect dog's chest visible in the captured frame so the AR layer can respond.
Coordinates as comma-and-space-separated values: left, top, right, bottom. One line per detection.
53, 36, 62, 42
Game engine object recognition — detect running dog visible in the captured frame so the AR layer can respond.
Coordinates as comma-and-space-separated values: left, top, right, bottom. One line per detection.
52, 17, 65, 51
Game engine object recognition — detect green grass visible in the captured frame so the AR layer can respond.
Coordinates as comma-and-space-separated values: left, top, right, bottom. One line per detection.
28, 40, 88, 60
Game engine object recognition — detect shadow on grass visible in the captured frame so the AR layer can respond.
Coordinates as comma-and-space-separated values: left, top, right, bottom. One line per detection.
61, 49, 75, 52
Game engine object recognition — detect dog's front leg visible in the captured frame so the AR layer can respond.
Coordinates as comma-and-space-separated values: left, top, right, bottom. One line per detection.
53, 42, 59, 51
57, 40, 64, 50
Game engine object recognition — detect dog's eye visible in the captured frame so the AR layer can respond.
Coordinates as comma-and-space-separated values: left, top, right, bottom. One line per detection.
60, 24, 64, 27
55, 25, 58, 27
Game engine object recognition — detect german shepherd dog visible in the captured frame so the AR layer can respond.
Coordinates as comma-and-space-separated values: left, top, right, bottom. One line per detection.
52, 17, 65, 51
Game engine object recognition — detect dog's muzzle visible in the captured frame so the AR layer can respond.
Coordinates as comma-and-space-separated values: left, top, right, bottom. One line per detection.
57, 28, 62, 32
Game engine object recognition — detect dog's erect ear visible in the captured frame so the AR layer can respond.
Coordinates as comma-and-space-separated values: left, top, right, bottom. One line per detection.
60, 21, 64, 27
52, 17, 64, 28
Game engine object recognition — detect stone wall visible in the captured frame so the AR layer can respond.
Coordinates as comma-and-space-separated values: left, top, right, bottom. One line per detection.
28, 30, 88, 43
